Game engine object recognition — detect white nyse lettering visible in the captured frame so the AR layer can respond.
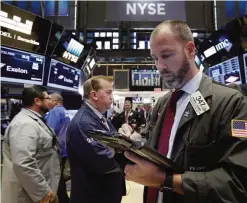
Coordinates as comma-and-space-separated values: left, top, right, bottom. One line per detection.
126, 3, 136, 15
138, 3, 148, 15
63, 51, 78, 63
126, 2, 166, 16
157, 3, 166, 15
148, 3, 156, 15
63, 51, 69, 59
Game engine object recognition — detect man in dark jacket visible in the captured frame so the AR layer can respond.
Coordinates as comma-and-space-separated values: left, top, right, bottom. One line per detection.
66, 76, 124, 203
124, 20, 247, 203
112, 100, 142, 131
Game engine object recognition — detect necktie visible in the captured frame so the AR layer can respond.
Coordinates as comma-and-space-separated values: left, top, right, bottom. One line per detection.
125, 112, 129, 123
102, 116, 110, 130
147, 113, 150, 122
146, 90, 184, 203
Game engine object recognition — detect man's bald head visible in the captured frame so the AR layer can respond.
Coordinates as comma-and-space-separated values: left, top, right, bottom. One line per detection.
50, 93, 63, 103
49, 93, 63, 109
151, 20, 194, 43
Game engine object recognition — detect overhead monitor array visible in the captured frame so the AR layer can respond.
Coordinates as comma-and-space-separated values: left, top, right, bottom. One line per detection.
0, 2, 95, 93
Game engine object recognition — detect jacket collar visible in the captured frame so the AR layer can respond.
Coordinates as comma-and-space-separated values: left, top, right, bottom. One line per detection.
22, 108, 42, 120
85, 102, 104, 120
21, 108, 55, 136
84, 104, 113, 132
177, 74, 213, 129
149, 75, 213, 150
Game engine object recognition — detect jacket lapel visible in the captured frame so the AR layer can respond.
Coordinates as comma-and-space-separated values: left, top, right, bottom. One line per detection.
177, 103, 197, 130
108, 120, 116, 132
22, 109, 54, 136
177, 75, 213, 132
85, 104, 110, 132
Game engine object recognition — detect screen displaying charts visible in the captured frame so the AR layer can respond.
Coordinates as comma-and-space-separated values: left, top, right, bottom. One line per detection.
243, 53, 247, 83
1, 46, 45, 85
131, 69, 161, 87
208, 56, 242, 85
47, 59, 80, 91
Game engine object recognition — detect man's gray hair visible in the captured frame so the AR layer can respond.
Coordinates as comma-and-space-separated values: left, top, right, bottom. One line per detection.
50, 93, 63, 103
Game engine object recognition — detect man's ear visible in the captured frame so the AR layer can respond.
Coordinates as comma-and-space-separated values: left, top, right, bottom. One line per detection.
34, 97, 41, 106
185, 41, 195, 59
91, 91, 98, 101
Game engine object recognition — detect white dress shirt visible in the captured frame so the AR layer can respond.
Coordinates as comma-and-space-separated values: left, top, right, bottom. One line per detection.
157, 70, 203, 203
86, 102, 109, 130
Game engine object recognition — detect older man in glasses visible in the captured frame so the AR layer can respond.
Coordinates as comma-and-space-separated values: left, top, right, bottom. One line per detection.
2, 85, 61, 203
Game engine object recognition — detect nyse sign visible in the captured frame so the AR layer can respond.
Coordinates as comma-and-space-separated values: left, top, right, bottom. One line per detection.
126, 3, 166, 15
63, 51, 79, 63
107, 1, 186, 21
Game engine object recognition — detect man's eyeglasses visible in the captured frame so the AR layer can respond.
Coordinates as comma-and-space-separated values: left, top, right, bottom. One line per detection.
40, 97, 51, 100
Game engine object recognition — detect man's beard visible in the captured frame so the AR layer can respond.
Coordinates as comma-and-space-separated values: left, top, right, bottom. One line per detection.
163, 56, 190, 89
39, 105, 49, 115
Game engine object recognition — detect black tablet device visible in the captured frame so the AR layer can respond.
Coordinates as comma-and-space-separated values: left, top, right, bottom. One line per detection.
88, 129, 184, 174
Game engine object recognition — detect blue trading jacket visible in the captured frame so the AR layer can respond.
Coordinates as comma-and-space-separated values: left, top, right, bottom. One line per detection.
66, 104, 124, 203
46, 105, 71, 158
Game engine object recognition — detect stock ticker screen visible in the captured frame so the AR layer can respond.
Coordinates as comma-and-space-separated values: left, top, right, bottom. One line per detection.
47, 59, 80, 91
208, 56, 242, 85
1, 46, 45, 85
131, 69, 161, 87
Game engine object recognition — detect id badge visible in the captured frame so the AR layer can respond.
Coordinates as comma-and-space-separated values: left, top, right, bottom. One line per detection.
190, 91, 210, 115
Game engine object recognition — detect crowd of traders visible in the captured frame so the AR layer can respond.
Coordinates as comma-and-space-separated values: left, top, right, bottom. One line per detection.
2, 20, 247, 203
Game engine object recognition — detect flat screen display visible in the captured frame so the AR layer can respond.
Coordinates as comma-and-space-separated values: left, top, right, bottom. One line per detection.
130, 69, 162, 91
132, 97, 142, 103
208, 56, 242, 85
1, 46, 45, 85
52, 29, 85, 67
198, 15, 247, 67
131, 69, 161, 87
243, 53, 247, 83
0, 2, 52, 55
47, 59, 80, 91
82, 55, 96, 78
46, 22, 64, 57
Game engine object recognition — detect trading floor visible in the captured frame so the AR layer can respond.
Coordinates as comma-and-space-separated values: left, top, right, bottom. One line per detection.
122, 181, 144, 203
66, 181, 144, 203
1, 1, 247, 203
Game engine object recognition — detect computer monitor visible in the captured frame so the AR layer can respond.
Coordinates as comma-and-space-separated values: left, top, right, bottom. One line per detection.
1, 46, 45, 85
208, 56, 242, 85
47, 59, 81, 91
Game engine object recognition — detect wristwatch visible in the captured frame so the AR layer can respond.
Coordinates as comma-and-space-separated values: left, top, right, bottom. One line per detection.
159, 171, 173, 192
